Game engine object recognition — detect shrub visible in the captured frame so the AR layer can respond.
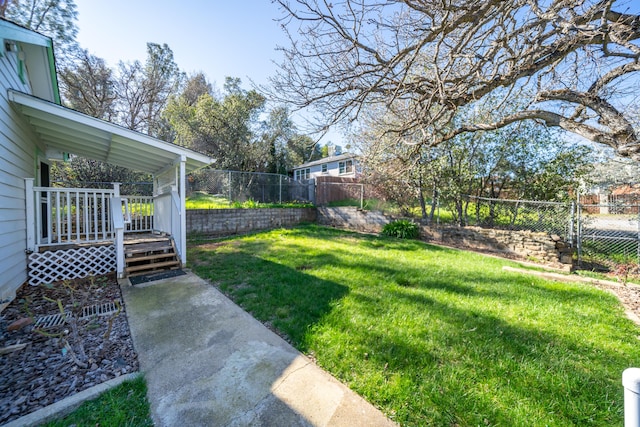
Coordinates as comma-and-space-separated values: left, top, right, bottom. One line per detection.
381, 219, 419, 239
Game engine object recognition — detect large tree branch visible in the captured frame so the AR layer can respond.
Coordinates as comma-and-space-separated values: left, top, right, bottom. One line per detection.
442, 108, 640, 159
272, 0, 640, 158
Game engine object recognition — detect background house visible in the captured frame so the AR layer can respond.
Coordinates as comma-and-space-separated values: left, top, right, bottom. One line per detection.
293, 153, 360, 181
0, 19, 212, 303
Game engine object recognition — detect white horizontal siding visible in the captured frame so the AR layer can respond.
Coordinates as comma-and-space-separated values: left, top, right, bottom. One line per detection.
0, 44, 40, 302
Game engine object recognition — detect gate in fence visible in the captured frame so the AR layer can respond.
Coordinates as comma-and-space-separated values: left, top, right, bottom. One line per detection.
576, 199, 640, 270
467, 195, 640, 270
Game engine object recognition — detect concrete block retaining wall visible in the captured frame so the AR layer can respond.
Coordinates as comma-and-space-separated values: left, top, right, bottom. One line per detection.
186, 206, 573, 267
186, 208, 317, 237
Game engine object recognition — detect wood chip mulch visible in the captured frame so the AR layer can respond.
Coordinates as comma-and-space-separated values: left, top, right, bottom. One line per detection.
0, 274, 138, 425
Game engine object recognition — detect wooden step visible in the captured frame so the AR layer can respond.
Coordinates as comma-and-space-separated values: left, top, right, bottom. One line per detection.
123, 235, 180, 278
125, 244, 173, 256
126, 259, 181, 274
126, 252, 176, 263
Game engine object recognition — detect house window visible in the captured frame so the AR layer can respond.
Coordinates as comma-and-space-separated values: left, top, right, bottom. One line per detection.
339, 160, 353, 175
321, 164, 328, 174
295, 168, 311, 180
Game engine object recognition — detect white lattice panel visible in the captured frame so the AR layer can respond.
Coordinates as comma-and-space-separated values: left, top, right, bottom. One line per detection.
28, 245, 116, 286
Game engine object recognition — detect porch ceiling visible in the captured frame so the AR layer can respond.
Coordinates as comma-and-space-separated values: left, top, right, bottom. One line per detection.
8, 90, 214, 175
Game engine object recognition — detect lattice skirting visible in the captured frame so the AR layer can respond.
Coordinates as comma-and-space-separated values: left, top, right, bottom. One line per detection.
28, 245, 116, 286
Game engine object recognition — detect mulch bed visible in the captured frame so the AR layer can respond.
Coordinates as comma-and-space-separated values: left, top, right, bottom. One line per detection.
0, 274, 138, 425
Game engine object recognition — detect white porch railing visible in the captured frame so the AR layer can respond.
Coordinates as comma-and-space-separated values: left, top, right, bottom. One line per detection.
25, 180, 156, 252
125, 196, 154, 233
30, 183, 116, 248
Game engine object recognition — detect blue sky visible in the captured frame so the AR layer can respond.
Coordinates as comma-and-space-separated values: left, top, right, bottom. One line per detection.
74, 0, 287, 88
73, 1, 345, 145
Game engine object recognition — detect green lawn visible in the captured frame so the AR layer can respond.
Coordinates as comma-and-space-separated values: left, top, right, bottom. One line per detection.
41, 376, 152, 427
185, 191, 313, 209
189, 225, 640, 427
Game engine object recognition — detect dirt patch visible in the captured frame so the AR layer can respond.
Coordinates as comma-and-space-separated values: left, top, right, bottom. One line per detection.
590, 281, 640, 325
0, 275, 138, 424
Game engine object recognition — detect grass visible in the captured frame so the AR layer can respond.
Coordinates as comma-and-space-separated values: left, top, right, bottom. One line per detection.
41, 376, 152, 426
189, 224, 640, 427
185, 191, 313, 209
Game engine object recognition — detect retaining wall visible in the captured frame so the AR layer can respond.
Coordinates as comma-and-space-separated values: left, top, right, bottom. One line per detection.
186, 208, 317, 237
316, 206, 574, 267
317, 206, 391, 233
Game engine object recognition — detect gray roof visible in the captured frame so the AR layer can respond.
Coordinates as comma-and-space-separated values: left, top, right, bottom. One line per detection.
294, 153, 359, 170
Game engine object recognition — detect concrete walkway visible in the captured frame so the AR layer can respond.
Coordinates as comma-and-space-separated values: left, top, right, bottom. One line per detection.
120, 272, 397, 427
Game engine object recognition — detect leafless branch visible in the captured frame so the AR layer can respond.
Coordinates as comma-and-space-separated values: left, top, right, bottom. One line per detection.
270, 0, 640, 159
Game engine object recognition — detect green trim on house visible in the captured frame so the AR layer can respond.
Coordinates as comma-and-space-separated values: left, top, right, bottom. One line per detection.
45, 39, 60, 104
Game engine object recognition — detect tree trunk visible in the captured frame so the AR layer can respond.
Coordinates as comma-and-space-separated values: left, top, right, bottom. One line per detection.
418, 179, 428, 221
429, 189, 438, 224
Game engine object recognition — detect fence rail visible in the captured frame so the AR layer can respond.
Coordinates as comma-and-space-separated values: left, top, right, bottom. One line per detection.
30, 184, 155, 249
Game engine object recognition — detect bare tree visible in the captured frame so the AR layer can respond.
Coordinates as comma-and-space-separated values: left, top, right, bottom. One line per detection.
115, 43, 183, 138
271, 0, 640, 159
59, 49, 116, 121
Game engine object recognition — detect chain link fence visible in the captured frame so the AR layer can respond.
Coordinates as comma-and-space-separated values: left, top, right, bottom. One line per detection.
577, 199, 640, 270
464, 196, 574, 238
187, 169, 314, 204
464, 195, 640, 271
305, 181, 640, 271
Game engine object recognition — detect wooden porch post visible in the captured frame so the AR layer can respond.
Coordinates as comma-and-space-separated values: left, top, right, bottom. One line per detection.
25, 178, 35, 253
179, 155, 187, 266
110, 197, 125, 278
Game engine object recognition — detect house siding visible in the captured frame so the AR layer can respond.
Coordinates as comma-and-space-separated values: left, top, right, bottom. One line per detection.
293, 156, 358, 180
0, 44, 40, 302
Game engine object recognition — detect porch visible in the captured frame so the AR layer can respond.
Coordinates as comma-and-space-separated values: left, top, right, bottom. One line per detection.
25, 180, 187, 286
7, 89, 213, 288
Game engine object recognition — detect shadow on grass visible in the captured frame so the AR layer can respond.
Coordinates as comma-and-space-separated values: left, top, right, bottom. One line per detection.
189, 242, 348, 351
347, 286, 632, 426
188, 226, 638, 426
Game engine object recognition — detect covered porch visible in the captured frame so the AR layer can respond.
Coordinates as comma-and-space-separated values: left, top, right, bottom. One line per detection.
10, 90, 213, 285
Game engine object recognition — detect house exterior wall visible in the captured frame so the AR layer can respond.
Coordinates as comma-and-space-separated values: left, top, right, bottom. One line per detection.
0, 43, 41, 301
293, 157, 358, 180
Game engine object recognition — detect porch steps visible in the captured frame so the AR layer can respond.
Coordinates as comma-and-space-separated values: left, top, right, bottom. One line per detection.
124, 236, 180, 277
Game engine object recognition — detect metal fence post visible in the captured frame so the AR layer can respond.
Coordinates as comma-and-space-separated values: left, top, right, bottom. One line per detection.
624, 368, 640, 427
228, 170, 232, 203
576, 193, 582, 266
279, 175, 282, 204
637, 205, 640, 266
569, 201, 575, 246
